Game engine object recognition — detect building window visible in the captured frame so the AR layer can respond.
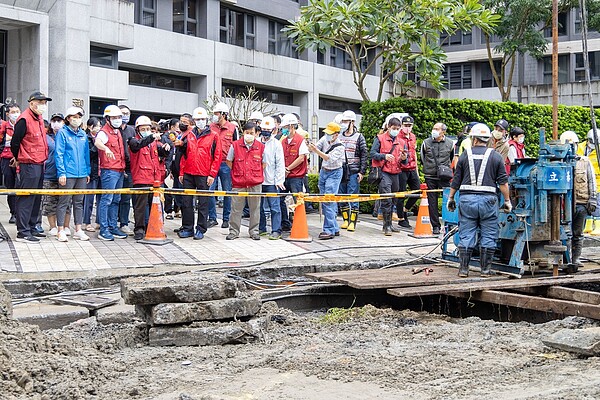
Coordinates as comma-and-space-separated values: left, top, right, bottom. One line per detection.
90, 98, 119, 118
134, 0, 156, 27
544, 13, 568, 37
173, 0, 197, 36
317, 51, 325, 65
90, 46, 117, 69
330, 47, 352, 70
442, 63, 472, 89
220, 7, 256, 49
121, 68, 191, 92
542, 55, 569, 84
440, 30, 472, 46
480, 61, 501, 88
222, 83, 294, 106
268, 20, 298, 58
575, 52, 600, 81
318, 97, 361, 113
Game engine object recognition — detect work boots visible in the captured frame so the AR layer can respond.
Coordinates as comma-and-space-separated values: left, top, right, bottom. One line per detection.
571, 239, 584, 267
340, 206, 350, 229
383, 212, 392, 236
347, 210, 358, 232
479, 247, 496, 277
458, 247, 472, 277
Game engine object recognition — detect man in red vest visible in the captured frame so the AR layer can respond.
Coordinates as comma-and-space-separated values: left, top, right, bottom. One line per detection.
10, 91, 51, 243
225, 122, 265, 240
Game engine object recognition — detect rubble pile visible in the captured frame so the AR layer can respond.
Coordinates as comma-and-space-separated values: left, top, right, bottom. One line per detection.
120, 272, 264, 346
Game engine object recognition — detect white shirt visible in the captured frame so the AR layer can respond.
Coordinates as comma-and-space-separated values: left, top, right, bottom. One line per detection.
96, 130, 109, 145
262, 137, 286, 186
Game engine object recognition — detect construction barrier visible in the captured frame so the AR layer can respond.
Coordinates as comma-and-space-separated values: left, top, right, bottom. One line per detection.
408, 184, 436, 239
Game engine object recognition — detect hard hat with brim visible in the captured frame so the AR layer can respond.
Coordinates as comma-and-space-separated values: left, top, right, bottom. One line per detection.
323, 122, 341, 135
28, 91, 52, 102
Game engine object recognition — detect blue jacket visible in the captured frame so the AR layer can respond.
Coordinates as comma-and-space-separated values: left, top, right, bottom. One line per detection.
55, 125, 91, 178
44, 133, 57, 181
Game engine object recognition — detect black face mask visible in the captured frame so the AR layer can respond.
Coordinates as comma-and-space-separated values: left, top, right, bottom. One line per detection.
179, 123, 189, 131
260, 130, 272, 138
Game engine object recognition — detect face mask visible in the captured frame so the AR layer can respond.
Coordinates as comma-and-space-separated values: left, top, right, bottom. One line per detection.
8, 112, 19, 122
401, 126, 412, 134
389, 129, 399, 138
121, 115, 130, 125
281, 128, 290, 136
179, 123, 189, 131
140, 130, 151, 138
211, 115, 220, 124
492, 130, 504, 140
195, 120, 206, 130
244, 133, 255, 144
260, 130, 272, 139
36, 104, 47, 115
340, 123, 349, 133
517, 136, 525, 144
70, 118, 82, 129
431, 130, 440, 140
110, 118, 122, 128
51, 121, 64, 131
325, 133, 335, 142
92, 125, 101, 134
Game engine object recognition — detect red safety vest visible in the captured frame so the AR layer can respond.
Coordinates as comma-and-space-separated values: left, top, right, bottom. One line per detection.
180, 129, 222, 177
212, 121, 237, 160
399, 131, 417, 171
371, 132, 404, 174
0, 120, 15, 159
16, 108, 48, 164
98, 124, 126, 171
231, 139, 264, 188
508, 140, 525, 159
130, 138, 165, 185
282, 133, 307, 178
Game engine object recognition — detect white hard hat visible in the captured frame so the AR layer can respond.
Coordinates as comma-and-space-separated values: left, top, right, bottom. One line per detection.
260, 116, 276, 131
192, 107, 208, 120
341, 110, 356, 122
249, 111, 263, 121
588, 129, 599, 143
213, 102, 229, 114
384, 112, 408, 128
281, 113, 299, 127
469, 123, 492, 141
560, 131, 579, 144
334, 114, 343, 124
65, 106, 84, 118
103, 105, 122, 117
135, 116, 152, 128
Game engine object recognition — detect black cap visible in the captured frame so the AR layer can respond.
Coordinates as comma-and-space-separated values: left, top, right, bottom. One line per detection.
50, 113, 64, 121
510, 126, 525, 136
495, 119, 509, 131
27, 91, 52, 102
401, 116, 414, 125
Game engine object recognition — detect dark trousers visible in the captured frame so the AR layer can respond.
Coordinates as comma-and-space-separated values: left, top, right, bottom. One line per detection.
181, 174, 209, 233
280, 176, 305, 230
1, 157, 17, 215
133, 183, 153, 235
424, 177, 450, 229
164, 177, 182, 213
573, 204, 588, 251
399, 169, 420, 212
379, 171, 400, 215
118, 171, 132, 227
16, 163, 44, 237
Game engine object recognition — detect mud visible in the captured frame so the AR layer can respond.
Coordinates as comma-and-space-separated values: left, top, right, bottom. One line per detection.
2, 303, 600, 399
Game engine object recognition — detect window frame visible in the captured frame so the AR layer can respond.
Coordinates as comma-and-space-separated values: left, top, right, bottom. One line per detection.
90, 46, 118, 69
121, 67, 191, 92
440, 30, 472, 46
442, 63, 472, 90
134, 0, 156, 27
219, 6, 256, 50
173, 0, 198, 37
222, 83, 294, 106
268, 19, 298, 58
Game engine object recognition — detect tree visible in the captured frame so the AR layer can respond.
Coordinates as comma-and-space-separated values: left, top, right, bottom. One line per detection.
284, 0, 499, 102
204, 86, 279, 126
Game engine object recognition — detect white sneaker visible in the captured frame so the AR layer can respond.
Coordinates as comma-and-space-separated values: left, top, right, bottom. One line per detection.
73, 229, 90, 241
48, 227, 58, 236
64, 227, 72, 236
57, 230, 68, 242
120, 225, 134, 236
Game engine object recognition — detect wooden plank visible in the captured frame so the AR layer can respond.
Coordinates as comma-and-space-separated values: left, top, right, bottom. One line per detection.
387, 273, 600, 298
306, 264, 505, 290
547, 286, 600, 305
450, 290, 600, 320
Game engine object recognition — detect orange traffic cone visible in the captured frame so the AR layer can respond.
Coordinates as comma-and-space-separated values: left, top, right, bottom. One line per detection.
285, 197, 312, 242
409, 184, 435, 239
139, 182, 174, 246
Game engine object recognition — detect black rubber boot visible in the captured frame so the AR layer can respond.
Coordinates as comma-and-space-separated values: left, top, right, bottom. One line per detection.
383, 212, 392, 236
458, 247, 472, 277
480, 247, 495, 277
571, 239, 584, 267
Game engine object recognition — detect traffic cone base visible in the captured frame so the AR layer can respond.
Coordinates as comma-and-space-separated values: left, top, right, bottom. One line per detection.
284, 201, 312, 242
139, 188, 174, 246
408, 189, 436, 239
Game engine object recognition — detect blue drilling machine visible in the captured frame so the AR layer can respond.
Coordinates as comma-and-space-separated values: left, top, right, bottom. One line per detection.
441, 128, 578, 276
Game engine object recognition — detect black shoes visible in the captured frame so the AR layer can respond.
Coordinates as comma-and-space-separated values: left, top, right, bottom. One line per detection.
207, 219, 218, 228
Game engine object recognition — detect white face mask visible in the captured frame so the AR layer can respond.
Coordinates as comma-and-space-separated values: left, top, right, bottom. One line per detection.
70, 118, 82, 129
8, 112, 20, 122
431, 130, 440, 140
389, 129, 399, 138
211, 115, 220, 124
195, 119, 207, 130
244, 133, 255, 144
110, 118, 122, 128
51, 121, 64, 131
517, 136, 525, 144
91, 125, 101, 134
35, 104, 47, 115
340, 123, 349, 133
492, 130, 504, 140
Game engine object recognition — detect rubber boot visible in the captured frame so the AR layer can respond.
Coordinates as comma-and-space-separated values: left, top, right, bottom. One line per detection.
480, 247, 495, 277
583, 218, 594, 234
340, 206, 350, 229
383, 212, 392, 236
591, 218, 600, 236
571, 239, 584, 267
458, 247, 472, 278
347, 210, 358, 232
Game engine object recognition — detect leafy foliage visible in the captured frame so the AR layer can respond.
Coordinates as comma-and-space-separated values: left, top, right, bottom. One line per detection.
204, 87, 279, 126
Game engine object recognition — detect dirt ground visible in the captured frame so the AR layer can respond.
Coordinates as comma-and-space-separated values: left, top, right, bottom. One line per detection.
2, 302, 600, 400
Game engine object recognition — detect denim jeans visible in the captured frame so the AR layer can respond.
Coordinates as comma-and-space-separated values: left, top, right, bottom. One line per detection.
338, 172, 360, 211
280, 176, 305, 230
260, 184, 282, 234
318, 168, 343, 235
83, 177, 101, 225
99, 169, 124, 233
458, 193, 498, 249
208, 162, 232, 222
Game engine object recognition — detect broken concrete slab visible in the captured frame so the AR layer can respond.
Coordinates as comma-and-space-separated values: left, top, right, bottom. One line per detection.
149, 320, 261, 346
95, 301, 136, 325
12, 302, 89, 330
0, 283, 12, 319
121, 272, 243, 305
145, 297, 261, 325
542, 327, 600, 356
